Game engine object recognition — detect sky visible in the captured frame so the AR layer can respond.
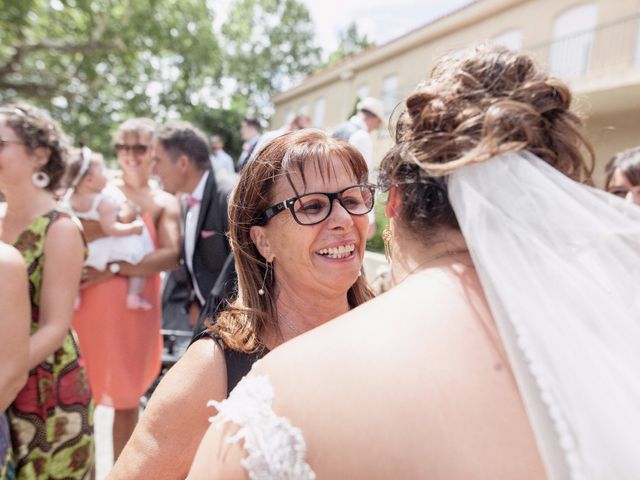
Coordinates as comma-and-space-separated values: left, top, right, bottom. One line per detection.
210, 0, 476, 58
304, 0, 475, 56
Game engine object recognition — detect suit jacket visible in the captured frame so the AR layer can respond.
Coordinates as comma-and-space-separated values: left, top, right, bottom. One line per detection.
182, 168, 235, 307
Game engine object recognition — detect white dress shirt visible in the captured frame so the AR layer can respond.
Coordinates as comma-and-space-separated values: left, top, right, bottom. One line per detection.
185, 170, 209, 305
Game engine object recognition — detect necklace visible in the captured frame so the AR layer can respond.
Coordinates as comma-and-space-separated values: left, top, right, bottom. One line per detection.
277, 311, 304, 337
393, 248, 470, 285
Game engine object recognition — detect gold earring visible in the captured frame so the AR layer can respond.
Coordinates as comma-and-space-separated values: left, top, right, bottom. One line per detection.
382, 225, 393, 263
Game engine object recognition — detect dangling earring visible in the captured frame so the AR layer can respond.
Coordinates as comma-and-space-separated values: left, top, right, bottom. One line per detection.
258, 260, 271, 296
382, 224, 393, 263
32, 170, 50, 189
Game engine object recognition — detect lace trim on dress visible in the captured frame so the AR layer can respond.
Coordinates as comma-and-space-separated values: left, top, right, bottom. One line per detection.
208, 375, 315, 480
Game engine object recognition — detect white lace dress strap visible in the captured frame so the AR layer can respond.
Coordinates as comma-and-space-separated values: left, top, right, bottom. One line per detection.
208, 375, 315, 480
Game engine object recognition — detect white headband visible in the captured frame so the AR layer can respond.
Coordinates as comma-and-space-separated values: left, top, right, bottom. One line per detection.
70, 146, 93, 189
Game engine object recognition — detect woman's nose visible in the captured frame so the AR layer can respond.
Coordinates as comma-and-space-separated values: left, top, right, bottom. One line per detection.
327, 199, 354, 228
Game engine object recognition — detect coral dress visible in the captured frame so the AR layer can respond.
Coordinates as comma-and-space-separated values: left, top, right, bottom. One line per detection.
72, 212, 162, 409
9, 210, 94, 479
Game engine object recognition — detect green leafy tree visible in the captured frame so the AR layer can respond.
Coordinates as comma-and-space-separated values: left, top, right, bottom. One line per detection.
322, 21, 373, 69
221, 0, 321, 115
0, 0, 221, 155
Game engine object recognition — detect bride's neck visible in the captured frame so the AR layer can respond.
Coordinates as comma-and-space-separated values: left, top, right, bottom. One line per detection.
390, 226, 470, 285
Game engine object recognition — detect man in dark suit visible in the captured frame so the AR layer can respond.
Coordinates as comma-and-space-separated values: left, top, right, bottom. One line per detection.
236, 117, 262, 171
152, 122, 235, 326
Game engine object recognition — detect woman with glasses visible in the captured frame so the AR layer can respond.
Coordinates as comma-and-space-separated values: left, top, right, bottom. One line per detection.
190, 45, 640, 479
72, 118, 181, 460
605, 146, 640, 206
109, 129, 374, 479
0, 102, 94, 478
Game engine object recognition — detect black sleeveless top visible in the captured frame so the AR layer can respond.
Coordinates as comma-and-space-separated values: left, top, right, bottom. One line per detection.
191, 330, 269, 395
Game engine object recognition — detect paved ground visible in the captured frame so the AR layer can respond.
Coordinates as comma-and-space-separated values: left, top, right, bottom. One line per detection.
95, 406, 114, 480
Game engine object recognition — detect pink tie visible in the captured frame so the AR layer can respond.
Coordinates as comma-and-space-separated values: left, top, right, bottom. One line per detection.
186, 196, 200, 207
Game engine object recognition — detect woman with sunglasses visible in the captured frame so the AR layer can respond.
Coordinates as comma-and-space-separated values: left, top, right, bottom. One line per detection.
72, 118, 181, 460
0, 102, 94, 478
109, 129, 374, 479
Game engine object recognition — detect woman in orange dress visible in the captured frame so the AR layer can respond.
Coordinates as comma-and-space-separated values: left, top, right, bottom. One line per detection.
72, 118, 181, 459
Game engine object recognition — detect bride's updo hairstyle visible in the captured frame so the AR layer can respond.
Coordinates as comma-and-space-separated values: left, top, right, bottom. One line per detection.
379, 44, 594, 239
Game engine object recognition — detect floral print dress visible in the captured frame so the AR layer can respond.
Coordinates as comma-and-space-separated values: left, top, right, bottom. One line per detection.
7, 210, 94, 479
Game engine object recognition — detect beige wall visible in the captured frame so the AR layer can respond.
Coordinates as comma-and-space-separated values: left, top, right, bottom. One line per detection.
272, 0, 640, 176
587, 108, 640, 186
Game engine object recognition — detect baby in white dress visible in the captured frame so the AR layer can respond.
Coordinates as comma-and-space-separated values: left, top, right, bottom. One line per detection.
66, 147, 154, 310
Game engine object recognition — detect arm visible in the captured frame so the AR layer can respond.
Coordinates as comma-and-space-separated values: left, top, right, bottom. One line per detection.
80, 219, 106, 243
97, 196, 144, 237
118, 192, 181, 277
28, 217, 84, 369
0, 244, 30, 411
110, 338, 228, 480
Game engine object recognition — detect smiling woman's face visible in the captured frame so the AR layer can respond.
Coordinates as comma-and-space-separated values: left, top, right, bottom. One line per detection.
250, 155, 369, 302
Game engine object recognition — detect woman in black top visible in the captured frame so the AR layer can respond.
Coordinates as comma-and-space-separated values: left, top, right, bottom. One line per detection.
111, 129, 375, 478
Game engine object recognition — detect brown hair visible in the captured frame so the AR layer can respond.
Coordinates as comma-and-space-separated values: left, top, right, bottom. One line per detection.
0, 102, 70, 193
212, 129, 374, 353
64, 148, 104, 190
605, 146, 640, 189
379, 44, 594, 240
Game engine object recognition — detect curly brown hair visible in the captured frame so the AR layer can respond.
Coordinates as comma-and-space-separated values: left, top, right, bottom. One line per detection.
379, 44, 594, 240
0, 102, 70, 193
212, 129, 374, 353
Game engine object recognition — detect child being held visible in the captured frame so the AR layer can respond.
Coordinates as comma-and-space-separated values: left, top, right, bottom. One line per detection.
66, 147, 155, 310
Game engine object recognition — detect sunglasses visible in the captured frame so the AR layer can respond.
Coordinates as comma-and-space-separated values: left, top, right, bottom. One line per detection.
258, 184, 376, 226
115, 143, 149, 155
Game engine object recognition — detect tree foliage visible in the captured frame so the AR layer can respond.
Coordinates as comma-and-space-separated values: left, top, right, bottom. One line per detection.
0, 0, 321, 156
322, 21, 373, 69
221, 0, 321, 116
0, 0, 221, 155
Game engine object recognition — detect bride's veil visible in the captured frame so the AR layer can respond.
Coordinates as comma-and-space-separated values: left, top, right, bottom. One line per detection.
449, 151, 640, 479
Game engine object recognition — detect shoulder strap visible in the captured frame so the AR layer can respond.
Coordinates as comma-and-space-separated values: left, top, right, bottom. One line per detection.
189, 328, 268, 395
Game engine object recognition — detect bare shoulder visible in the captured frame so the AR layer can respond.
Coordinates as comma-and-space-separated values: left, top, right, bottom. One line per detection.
149, 336, 227, 407
46, 215, 83, 242
152, 188, 180, 210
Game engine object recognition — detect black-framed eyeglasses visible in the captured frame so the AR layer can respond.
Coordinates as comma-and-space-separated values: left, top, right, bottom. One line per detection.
0, 137, 26, 150
258, 184, 376, 226
115, 143, 149, 155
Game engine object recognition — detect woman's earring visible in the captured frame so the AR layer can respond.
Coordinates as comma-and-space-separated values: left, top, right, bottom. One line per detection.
32, 170, 50, 189
258, 260, 271, 296
382, 225, 393, 263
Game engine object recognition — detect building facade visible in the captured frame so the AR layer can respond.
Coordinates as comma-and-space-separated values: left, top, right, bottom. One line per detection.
271, 0, 640, 184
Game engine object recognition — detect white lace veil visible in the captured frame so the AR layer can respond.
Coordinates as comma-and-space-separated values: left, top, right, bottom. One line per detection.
448, 151, 640, 480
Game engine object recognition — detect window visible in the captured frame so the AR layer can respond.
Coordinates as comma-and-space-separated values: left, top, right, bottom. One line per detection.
549, 3, 598, 80
356, 84, 369, 101
299, 103, 309, 116
381, 74, 399, 117
492, 29, 523, 51
313, 97, 326, 127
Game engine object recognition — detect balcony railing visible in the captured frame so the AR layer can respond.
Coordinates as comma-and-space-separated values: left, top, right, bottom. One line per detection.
526, 13, 640, 82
